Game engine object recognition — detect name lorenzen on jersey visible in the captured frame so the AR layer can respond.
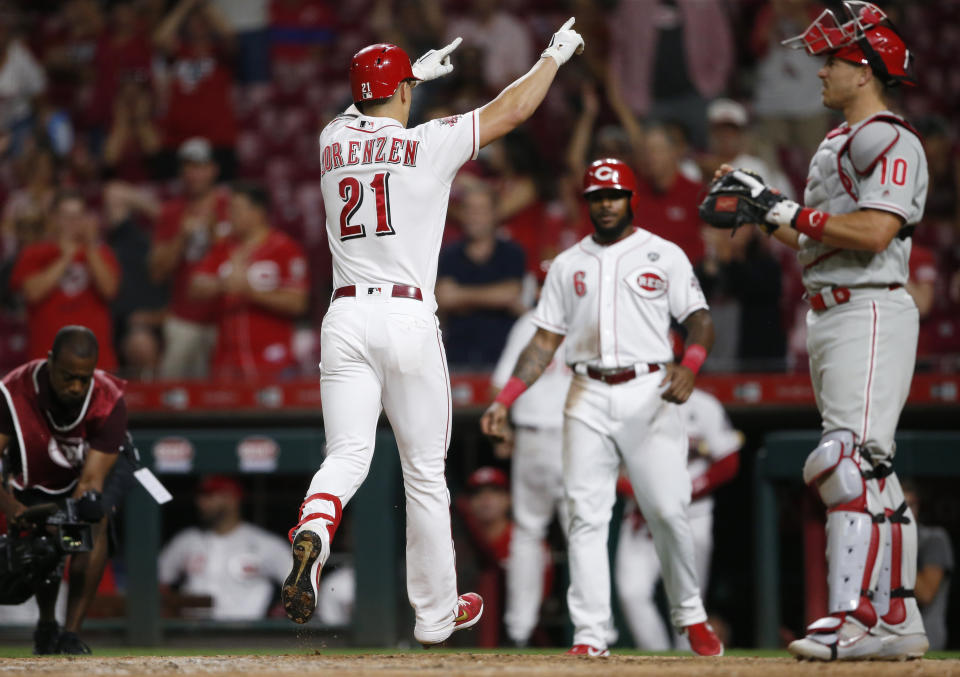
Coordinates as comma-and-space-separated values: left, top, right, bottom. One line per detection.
319, 137, 420, 177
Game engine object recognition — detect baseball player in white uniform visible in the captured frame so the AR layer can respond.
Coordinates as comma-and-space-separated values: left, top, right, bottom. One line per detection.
159, 526, 291, 620
481, 158, 724, 657
489, 279, 572, 647
615, 387, 742, 650
704, 2, 929, 661
281, 20, 585, 647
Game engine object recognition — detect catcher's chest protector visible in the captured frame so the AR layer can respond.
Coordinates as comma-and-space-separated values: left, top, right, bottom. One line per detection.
804, 113, 919, 214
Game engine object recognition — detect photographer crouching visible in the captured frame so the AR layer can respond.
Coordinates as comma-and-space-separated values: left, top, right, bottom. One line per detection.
0, 326, 138, 654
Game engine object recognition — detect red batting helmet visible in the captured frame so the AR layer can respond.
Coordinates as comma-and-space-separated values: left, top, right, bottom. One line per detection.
783, 1, 915, 86
582, 158, 638, 196
349, 43, 420, 104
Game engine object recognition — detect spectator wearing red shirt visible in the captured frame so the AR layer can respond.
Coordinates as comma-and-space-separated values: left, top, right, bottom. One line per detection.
149, 138, 231, 380
633, 124, 706, 265
88, 1, 153, 131
37, 0, 104, 130
153, 0, 238, 179
189, 182, 307, 380
101, 79, 162, 183
10, 190, 119, 371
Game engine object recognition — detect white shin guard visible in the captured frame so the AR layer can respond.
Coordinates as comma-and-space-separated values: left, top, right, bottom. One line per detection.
806, 431, 881, 625
825, 510, 878, 616
874, 472, 924, 634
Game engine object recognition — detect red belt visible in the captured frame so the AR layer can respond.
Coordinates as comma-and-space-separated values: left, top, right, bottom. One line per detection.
332, 284, 423, 301
585, 364, 659, 385
808, 284, 902, 311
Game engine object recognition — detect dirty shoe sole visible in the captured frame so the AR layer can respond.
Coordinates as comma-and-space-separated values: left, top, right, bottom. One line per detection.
282, 530, 323, 624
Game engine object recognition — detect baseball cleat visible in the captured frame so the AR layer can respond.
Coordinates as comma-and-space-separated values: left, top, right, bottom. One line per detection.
281, 529, 326, 624
875, 632, 929, 660
420, 593, 484, 648
453, 592, 484, 632
33, 621, 60, 655
566, 644, 610, 657
55, 631, 91, 655
788, 615, 883, 661
686, 621, 724, 656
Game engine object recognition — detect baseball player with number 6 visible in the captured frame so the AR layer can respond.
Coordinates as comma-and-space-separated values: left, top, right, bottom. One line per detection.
699, 1, 929, 661
481, 158, 724, 657
281, 20, 585, 647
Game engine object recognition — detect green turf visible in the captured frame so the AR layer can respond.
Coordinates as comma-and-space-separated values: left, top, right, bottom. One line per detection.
2, 646, 960, 659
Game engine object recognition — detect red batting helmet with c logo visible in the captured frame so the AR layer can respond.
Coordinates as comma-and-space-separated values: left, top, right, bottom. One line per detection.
583, 158, 638, 196
350, 43, 420, 104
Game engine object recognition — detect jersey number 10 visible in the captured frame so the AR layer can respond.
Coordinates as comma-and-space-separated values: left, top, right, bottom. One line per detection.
338, 173, 395, 240
878, 157, 907, 186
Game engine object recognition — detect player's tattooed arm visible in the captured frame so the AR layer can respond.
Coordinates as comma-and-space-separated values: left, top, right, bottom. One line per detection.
480, 328, 563, 441
662, 309, 715, 404
513, 328, 564, 386
682, 309, 715, 356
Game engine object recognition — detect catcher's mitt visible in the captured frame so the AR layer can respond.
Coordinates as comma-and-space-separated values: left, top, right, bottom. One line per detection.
698, 169, 785, 233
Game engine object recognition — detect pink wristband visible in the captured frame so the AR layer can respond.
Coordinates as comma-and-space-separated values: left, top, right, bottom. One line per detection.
792, 207, 828, 241
494, 376, 528, 407
680, 344, 707, 375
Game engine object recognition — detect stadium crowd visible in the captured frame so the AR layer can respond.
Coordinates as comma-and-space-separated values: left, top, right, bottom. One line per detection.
1, 0, 957, 380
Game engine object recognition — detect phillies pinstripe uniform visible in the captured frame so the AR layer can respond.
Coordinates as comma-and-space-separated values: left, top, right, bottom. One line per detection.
533, 228, 710, 650
790, 107, 929, 657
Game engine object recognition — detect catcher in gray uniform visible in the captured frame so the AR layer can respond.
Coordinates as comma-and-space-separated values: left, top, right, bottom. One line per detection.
699, 1, 928, 661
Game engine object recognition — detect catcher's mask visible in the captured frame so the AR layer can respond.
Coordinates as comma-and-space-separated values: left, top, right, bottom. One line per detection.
782, 1, 915, 87
350, 43, 420, 104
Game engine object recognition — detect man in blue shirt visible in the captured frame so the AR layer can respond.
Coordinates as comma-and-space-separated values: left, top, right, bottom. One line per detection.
437, 183, 526, 366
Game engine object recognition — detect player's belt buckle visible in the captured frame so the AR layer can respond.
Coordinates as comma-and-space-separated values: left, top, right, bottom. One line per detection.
584, 364, 660, 385
332, 284, 422, 301
808, 286, 848, 311
809, 284, 901, 311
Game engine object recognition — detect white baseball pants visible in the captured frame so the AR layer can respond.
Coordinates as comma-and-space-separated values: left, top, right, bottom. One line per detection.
563, 373, 707, 650
504, 425, 567, 644
308, 295, 457, 644
614, 509, 714, 649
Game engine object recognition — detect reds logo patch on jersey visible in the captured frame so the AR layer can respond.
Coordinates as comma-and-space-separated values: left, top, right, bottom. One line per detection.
631, 267, 669, 298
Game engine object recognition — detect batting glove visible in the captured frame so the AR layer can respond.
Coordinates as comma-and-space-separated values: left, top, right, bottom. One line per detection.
412, 37, 463, 82
541, 17, 585, 66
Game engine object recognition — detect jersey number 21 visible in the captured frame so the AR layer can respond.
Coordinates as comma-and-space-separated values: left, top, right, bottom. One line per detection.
338, 173, 395, 240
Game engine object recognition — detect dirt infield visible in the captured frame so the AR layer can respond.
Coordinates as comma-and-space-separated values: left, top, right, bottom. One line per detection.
0, 654, 958, 677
